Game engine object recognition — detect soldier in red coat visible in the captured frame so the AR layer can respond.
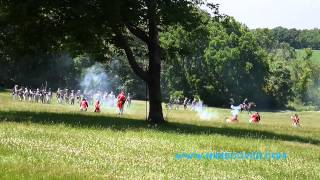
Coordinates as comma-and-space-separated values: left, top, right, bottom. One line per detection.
250, 112, 261, 123
80, 98, 89, 111
291, 114, 300, 127
226, 114, 239, 123
117, 91, 126, 115
94, 100, 101, 113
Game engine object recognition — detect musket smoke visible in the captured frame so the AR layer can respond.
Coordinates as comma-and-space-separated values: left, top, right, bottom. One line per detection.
194, 100, 219, 120
79, 63, 118, 108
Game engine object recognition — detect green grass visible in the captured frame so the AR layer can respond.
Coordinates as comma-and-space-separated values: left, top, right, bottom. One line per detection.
296, 49, 320, 63
0, 91, 320, 179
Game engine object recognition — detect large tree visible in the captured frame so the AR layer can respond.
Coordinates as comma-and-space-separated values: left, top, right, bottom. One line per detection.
0, 0, 218, 123
161, 17, 270, 106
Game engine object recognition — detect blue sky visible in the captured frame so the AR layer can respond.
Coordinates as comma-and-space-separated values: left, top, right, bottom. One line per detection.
206, 0, 320, 29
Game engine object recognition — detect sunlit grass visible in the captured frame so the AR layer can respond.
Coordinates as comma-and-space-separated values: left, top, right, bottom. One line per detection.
0, 91, 319, 179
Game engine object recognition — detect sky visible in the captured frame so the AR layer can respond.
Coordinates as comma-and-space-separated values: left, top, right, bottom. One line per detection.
206, 0, 320, 29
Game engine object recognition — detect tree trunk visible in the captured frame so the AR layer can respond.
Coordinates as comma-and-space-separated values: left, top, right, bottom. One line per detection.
114, 0, 165, 124
148, 79, 164, 123
147, 50, 164, 124
145, 0, 165, 124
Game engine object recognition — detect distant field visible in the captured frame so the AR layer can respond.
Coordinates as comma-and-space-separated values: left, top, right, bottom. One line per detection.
296, 49, 320, 63
0, 91, 320, 179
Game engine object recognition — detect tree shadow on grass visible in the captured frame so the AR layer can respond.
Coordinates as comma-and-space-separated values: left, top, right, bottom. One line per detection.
0, 110, 319, 146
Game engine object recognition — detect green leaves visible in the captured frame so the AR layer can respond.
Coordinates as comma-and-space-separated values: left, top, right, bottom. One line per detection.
264, 60, 294, 107
161, 16, 271, 106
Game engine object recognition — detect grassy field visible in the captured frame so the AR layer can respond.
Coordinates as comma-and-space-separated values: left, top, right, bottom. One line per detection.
296, 49, 320, 63
0, 91, 320, 179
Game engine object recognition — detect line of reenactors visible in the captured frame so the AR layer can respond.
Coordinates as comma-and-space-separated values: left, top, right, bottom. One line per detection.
12, 85, 52, 103
12, 85, 133, 109
56, 88, 81, 105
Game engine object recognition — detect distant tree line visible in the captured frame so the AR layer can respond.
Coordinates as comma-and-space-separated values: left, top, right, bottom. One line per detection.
268, 27, 320, 50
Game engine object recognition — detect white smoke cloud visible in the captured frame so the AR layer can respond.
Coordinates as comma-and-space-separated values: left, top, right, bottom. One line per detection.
193, 100, 219, 120
80, 63, 110, 92
79, 63, 118, 108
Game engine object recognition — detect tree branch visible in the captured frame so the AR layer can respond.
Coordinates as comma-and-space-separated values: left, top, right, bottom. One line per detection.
112, 26, 150, 82
125, 23, 150, 44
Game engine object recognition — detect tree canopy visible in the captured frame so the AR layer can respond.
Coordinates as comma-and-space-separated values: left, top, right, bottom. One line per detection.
1, 1, 320, 112
0, 0, 221, 123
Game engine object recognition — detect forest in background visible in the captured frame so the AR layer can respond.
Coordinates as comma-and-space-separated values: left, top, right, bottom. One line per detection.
1, 11, 320, 110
